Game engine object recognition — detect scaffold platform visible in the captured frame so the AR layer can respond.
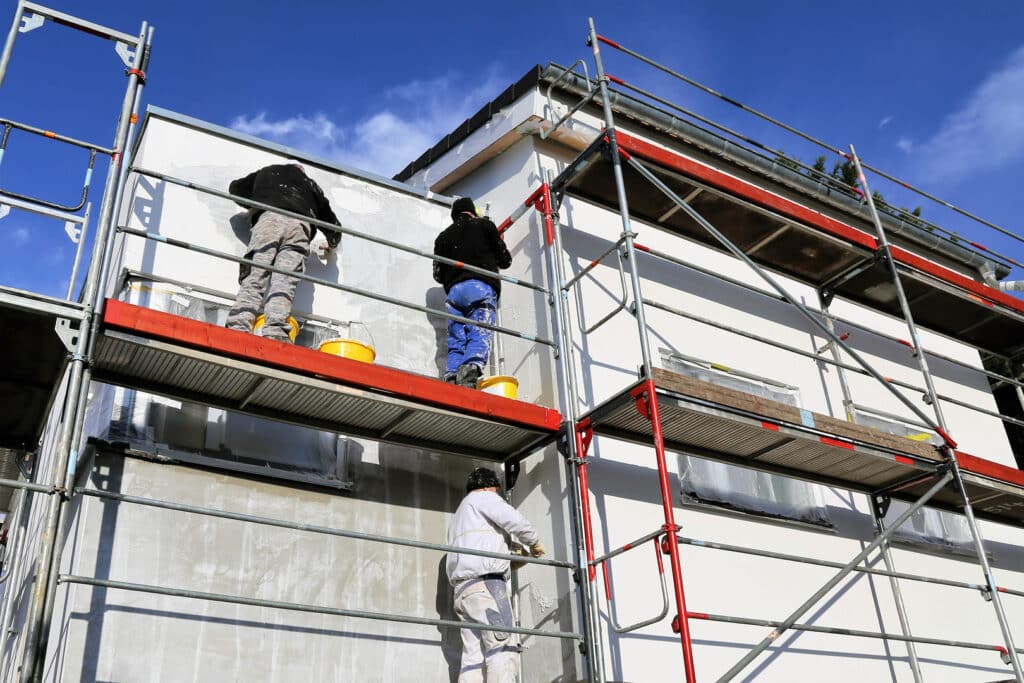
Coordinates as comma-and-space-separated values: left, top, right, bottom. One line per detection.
92, 300, 562, 461
581, 368, 1024, 526
553, 131, 1024, 359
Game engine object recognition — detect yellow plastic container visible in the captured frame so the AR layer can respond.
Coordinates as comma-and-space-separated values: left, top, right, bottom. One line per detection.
319, 338, 376, 363
477, 375, 519, 399
253, 315, 299, 342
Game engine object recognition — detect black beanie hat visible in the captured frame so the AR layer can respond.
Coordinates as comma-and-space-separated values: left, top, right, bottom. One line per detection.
451, 196, 476, 220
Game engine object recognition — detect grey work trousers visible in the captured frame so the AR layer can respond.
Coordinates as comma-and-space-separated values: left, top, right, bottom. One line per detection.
226, 211, 309, 341
453, 577, 519, 683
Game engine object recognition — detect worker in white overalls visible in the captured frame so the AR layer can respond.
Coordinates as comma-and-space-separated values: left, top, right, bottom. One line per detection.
446, 467, 545, 682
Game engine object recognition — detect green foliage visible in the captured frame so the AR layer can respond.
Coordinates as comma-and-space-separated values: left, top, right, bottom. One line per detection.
831, 159, 858, 187
811, 155, 827, 178
775, 152, 801, 171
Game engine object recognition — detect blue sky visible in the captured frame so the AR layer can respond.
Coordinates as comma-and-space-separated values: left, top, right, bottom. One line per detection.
3, 0, 1024, 298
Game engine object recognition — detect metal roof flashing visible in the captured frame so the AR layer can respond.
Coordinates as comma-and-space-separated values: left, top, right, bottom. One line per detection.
395, 64, 1010, 283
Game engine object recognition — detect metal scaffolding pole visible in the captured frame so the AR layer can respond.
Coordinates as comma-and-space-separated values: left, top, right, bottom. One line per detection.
588, 17, 697, 681
869, 507, 923, 682
621, 153, 949, 443
18, 16, 151, 680
0, 0, 25, 89
849, 146, 1023, 681
58, 575, 582, 642
118, 225, 553, 347
594, 31, 1024, 255
635, 238, 1024, 394
675, 534, 1024, 599
718, 471, 953, 682
540, 182, 605, 681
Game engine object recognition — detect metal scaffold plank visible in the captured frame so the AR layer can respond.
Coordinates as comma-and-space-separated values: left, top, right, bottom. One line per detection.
93, 300, 561, 461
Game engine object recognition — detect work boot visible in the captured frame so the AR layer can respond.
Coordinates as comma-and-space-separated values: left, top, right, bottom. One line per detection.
443, 372, 457, 384
456, 363, 482, 389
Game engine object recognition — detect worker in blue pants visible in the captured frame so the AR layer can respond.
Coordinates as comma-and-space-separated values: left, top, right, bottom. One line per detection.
433, 197, 512, 388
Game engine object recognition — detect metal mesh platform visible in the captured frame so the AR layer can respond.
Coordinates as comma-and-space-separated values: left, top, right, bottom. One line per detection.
903, 451, 1024, 526
554, 130, 1024, 358
92, 301, 561, 461
583, 372, 940, 495
0, 286, 83, 450
581, 369, 1024, 526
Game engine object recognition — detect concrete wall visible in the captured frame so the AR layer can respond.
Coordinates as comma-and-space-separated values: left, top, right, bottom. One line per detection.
424, 89, 1024, 682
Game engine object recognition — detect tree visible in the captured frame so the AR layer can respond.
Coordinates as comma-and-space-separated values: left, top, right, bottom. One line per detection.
810, 155, 828, 182
831, 159, 858, 188
775, 152, 801, 172
872, 190, 889, 211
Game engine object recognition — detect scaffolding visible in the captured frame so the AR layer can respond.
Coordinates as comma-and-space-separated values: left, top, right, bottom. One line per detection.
2, 4, 1024, 682
0, 5, 602, 681
493, 17, 1024, 682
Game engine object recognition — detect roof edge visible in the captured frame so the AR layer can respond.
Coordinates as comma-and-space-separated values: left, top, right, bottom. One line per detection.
139, 105, 452, 206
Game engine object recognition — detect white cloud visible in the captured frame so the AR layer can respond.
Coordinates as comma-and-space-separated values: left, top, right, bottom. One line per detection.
230, 70, 508, 178
878, 115, 894, 129
896, 137, 914, 153
915, 45, 1024, 183
232, 113, 339, 145
12, 227, 29, 246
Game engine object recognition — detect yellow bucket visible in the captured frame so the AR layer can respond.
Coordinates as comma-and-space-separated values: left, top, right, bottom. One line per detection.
477, 375, 518, 399
319, 337, 376, 363
253, 315, 299, 342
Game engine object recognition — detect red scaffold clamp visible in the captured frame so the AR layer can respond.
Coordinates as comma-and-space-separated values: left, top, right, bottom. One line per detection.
125, 67, 146, 84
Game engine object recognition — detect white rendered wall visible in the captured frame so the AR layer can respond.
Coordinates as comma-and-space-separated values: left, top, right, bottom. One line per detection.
424, 91, 1024, 682
17, 112, 583, 683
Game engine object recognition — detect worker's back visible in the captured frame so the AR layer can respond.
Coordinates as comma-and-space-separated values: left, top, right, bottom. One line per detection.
446, 490, 537, 585
433, 216, 510, 295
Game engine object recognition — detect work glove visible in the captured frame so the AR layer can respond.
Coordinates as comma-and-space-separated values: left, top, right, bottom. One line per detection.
528, 541, 546, 558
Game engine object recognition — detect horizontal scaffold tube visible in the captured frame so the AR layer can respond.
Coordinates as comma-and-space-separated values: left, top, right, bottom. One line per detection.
59, 575, 581, 640
0, 117, 113, 154
130, 167, 547, 295
0, 479, 57, 495
641, 296, 1024, 432
595, 33, 1024, 251
689, 610, 1023, 656
117, 226, 555, 348
676, 536, 1024, 600
631, 239, 1024, 393
78, 488, 574, 570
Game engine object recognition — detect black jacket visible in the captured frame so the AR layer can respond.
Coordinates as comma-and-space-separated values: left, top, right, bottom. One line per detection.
229, 164, 340, 247
433, 215, 512, 296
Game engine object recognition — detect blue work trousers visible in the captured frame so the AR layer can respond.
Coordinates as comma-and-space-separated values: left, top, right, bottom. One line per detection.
446, 279, 497, 374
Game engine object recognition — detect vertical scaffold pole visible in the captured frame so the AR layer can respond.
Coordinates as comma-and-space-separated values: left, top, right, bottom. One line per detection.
588, 18, 697, 681
0, 0, 25, 89
869, 508, 924, 683
539, 182, 605, 682
819, 296, 923, 682
849, 145, 1023, 681
19, 21, 151, 682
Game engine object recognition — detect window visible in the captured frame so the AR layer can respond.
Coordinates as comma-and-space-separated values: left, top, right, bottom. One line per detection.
886, 500, 975, 553
850, 408, 974, 551
661, 350, 833, 526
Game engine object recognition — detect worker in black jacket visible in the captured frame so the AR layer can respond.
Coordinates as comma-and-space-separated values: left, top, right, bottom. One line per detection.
433, 196, 512, 387
225, 162, 340, 342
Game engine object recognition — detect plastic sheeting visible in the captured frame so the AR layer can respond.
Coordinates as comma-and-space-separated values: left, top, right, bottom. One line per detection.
84, 279, 355, 488
662, 351, 832, 526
